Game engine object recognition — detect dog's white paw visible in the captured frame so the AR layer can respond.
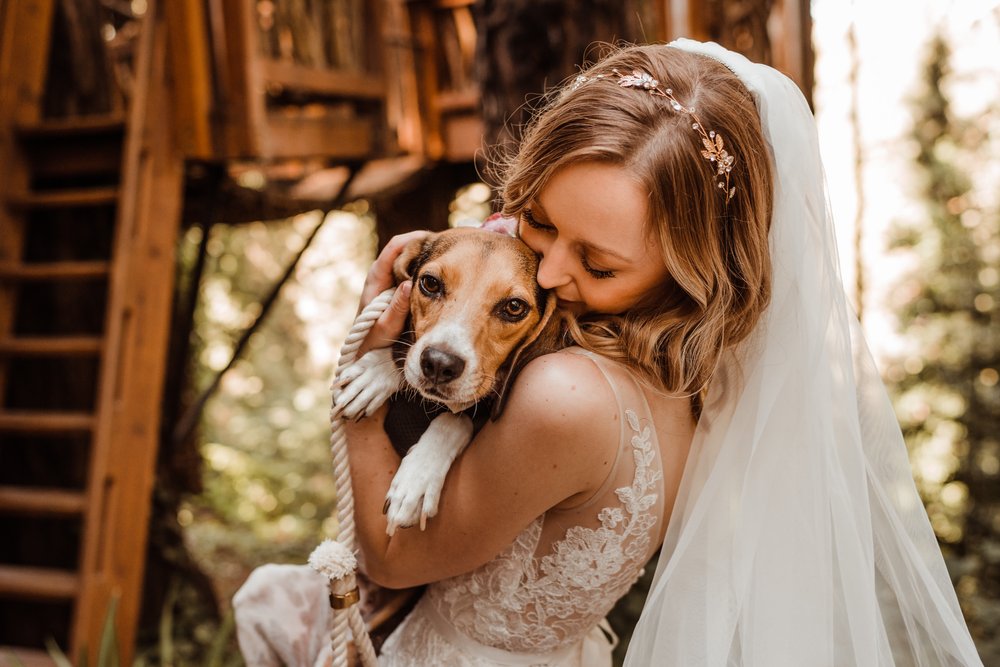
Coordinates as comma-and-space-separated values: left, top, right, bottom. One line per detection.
333, 348, 402, 420
384, 412, 473, 535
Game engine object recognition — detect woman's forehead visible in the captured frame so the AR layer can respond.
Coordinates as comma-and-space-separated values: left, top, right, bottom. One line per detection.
535, 162, 652, 259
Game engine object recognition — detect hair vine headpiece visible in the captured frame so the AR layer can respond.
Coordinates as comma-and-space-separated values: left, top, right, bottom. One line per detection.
571, 68, 736, 203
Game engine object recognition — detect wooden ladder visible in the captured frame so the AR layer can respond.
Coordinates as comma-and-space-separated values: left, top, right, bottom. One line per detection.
0, 0, 183, 664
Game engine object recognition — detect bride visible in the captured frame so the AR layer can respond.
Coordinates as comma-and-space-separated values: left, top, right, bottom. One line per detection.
235, 39, 984, 666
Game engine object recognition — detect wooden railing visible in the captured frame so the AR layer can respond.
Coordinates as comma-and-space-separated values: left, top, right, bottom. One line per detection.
170, 0, 389, 160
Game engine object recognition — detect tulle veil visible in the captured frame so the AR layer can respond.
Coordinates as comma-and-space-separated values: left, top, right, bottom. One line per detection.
624, 39, 983, 667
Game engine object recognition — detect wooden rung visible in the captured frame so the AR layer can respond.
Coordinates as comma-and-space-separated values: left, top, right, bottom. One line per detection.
0, 487, 86, 517
0, 564, 80, 601
8, 186, 119, 209
0, 336, 103, 356
0, 411, 95, 434
15, 113, 127, 138
0, 260, 111, 281
260, 60, 386, 100
0, 647, 57, 667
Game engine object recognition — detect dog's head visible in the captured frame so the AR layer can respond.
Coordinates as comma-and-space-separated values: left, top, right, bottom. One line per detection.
392, 227, 561, 416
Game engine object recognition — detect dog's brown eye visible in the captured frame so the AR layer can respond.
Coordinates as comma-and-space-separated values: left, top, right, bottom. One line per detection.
499, 298, 529, 321
418, 274, 442, 296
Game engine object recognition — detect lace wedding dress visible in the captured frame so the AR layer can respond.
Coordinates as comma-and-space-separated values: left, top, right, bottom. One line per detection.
234, 348, 669, 667
379, 349, 666, 666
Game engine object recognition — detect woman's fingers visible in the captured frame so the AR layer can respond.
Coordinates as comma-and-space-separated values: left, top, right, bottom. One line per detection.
359, 281, 412, 357
359, 230, 430, 311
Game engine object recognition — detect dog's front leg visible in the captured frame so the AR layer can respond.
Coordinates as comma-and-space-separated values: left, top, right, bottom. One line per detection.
384, 412, 473, 536
334, 348, 403, 420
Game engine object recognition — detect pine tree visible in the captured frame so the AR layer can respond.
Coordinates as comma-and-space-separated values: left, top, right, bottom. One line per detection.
888, 33, 1000, 658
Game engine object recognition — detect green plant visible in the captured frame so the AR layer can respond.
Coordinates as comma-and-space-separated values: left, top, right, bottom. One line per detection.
45, 596, 120, 667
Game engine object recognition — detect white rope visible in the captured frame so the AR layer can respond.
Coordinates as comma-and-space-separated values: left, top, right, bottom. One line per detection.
311, 287, 396, 667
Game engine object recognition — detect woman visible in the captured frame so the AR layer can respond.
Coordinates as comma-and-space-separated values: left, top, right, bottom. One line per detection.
236, 39, 983, 666
347, 39, 770, 667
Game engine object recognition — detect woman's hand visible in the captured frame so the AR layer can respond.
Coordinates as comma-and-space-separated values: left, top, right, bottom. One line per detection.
358, 281, 411, 357
355, 231, 428, 356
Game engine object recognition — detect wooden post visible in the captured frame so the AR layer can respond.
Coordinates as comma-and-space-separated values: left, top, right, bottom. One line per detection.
163, 0, 217, 157
71, 0, 184, 662
0, 0, 56, 405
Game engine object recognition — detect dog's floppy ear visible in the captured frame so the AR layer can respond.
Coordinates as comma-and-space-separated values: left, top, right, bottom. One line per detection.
490, 291, 564, 420
392, 233, 437, 283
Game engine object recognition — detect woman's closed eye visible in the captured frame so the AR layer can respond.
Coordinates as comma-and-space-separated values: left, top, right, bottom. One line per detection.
524, 208, 616, 279
582, 256, 615, 279
522, 208, 554, 232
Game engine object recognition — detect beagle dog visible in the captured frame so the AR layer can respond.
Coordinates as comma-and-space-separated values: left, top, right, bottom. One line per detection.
334, 226, 562, 535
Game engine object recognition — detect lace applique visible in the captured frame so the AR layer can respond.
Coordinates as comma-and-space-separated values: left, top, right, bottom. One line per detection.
425, 408, 662, 654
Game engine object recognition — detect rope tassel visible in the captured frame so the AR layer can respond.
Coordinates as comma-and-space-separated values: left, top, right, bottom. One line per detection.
311, 287, 396, 667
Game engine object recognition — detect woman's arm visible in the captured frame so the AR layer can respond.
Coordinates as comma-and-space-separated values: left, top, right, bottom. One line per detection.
343, 352, 619, 589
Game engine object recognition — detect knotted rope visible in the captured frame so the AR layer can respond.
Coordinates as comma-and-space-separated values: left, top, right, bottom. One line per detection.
310, 287, 396, 667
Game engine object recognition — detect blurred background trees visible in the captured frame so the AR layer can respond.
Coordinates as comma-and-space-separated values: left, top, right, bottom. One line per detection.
887, 33, 1000, 659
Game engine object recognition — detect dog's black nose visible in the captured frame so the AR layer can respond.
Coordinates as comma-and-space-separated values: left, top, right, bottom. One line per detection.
420, 347, 466, 385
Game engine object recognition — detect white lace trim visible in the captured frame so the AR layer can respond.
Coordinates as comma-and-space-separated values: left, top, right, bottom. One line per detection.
426, 408, 662, 654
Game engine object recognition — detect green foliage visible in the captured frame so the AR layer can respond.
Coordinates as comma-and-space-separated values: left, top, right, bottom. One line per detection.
137, 205, 376, 664
887, 33, 1000, 660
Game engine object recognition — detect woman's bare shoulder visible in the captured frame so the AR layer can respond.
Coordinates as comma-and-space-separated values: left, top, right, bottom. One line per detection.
495, 350, 619, 457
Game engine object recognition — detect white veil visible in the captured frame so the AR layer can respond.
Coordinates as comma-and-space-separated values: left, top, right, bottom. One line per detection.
624, 39, 983, 666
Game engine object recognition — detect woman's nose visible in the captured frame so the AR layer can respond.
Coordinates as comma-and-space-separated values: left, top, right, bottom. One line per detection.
535, 244, 571, 290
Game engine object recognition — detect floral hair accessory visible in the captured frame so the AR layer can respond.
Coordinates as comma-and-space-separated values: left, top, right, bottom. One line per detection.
573, 68, 736, 203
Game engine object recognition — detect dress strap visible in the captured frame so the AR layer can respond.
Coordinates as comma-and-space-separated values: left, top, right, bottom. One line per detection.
552, 348, 627, 512
554, 348, 658, 513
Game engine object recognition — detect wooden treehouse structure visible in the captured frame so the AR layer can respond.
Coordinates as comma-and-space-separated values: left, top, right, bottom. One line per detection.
0, 0, 813, 663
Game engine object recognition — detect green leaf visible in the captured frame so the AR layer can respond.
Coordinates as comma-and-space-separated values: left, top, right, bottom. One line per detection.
160, 579, 178, 667
97, 596, 120, 667
43, 637, 74, 667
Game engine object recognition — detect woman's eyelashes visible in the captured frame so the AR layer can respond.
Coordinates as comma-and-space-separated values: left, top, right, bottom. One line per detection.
522, 208, 616, 279
582, 257, 615, 279
522, 208, 553, 232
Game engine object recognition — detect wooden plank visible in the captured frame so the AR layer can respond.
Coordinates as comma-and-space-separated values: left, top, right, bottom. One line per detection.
778, 0, 813, 106
264, 114, 372, 159
436, 89, 477, 113
21, 140, 123, 180
410, 2, 444, 158
0, 565, 80, 601
73, 1, 184, 662
381, 0, 422, 154
259, 59, 386, 99
8, 186, 119, 209
163, 0, 215, 158
0, 0, 58, 408
0, 487, 86, 516
0, 336, 103, 356
441, 113, 483, 162
0, 261, 111, 281
0, 647, 57, 667
430, 0, 475, 10
218, 0, 264, 157
0, 0, 56, 127
0, 410, 95, 433
14, 113, 126, 138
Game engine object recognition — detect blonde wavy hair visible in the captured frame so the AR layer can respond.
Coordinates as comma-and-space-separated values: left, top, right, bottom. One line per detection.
499, 44, 774, 398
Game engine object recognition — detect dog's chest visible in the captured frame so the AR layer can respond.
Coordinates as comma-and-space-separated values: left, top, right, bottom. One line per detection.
383, 393, 492, 458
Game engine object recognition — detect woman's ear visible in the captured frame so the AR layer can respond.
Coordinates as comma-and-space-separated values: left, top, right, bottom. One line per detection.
490, 292, 563, 420
392, 233, 437, 283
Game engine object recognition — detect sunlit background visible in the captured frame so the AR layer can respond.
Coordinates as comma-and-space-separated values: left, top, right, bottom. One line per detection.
172, 1, 1000, 662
